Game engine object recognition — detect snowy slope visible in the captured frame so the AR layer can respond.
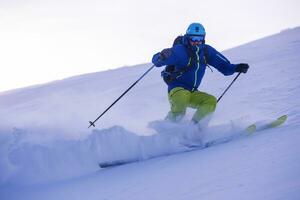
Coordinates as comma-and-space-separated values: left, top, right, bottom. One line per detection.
0, 27, 300, 200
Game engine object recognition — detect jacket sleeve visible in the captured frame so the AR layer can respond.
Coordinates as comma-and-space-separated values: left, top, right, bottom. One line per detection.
152, 48, 180, 67
206, 45, 236, 76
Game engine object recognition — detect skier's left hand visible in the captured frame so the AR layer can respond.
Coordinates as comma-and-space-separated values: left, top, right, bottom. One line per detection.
235, 63, 249, 73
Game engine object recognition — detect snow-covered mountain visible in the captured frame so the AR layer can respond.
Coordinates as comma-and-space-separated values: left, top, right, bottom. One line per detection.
0, 27, 300, 200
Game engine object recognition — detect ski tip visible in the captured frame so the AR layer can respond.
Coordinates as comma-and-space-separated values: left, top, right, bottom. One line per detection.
246, 124, 257, 134
88, 121, 95, 128
270, 115, 288, 128
278, 115, 288, 121
246, 114, 288, 134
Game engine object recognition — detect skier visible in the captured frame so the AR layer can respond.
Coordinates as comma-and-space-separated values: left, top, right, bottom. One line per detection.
152, 22, 249, 128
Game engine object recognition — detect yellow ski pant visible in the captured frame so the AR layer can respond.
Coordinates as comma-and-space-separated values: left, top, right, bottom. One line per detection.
167, 87, 217, 122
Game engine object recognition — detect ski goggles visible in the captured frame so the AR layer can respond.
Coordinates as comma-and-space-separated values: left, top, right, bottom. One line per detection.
189, 35, 205, 42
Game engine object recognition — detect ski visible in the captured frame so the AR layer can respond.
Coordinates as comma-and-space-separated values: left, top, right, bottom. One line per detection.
246, 115, 288, 134
206, 115, 288, 147
99, 159, 138, 168
98, 115, 287, 168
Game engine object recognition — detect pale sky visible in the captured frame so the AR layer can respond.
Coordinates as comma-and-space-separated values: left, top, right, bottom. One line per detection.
0, 0, 299, 92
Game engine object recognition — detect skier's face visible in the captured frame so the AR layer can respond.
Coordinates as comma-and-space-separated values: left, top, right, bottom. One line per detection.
189, 40, 202, 46
188, 35, 204, 46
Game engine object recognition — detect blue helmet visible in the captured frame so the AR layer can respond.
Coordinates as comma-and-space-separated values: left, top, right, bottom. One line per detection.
186, 23, 206, 36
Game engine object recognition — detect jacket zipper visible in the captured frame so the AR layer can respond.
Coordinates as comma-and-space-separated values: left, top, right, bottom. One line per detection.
192, 46, 200, 91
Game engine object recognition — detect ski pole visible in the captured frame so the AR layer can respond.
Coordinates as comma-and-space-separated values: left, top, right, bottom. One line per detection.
88, 64, 156, 128
217, 72, 241, 103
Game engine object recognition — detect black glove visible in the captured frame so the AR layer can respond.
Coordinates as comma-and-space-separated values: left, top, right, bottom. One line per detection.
159, 48, 172, 60
235, 63, 249, 73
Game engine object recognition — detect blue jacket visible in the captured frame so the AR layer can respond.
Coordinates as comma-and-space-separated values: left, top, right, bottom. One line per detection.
152, 36, 237, 92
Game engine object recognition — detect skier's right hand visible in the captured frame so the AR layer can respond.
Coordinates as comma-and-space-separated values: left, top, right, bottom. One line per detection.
152, 53, 164, 67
